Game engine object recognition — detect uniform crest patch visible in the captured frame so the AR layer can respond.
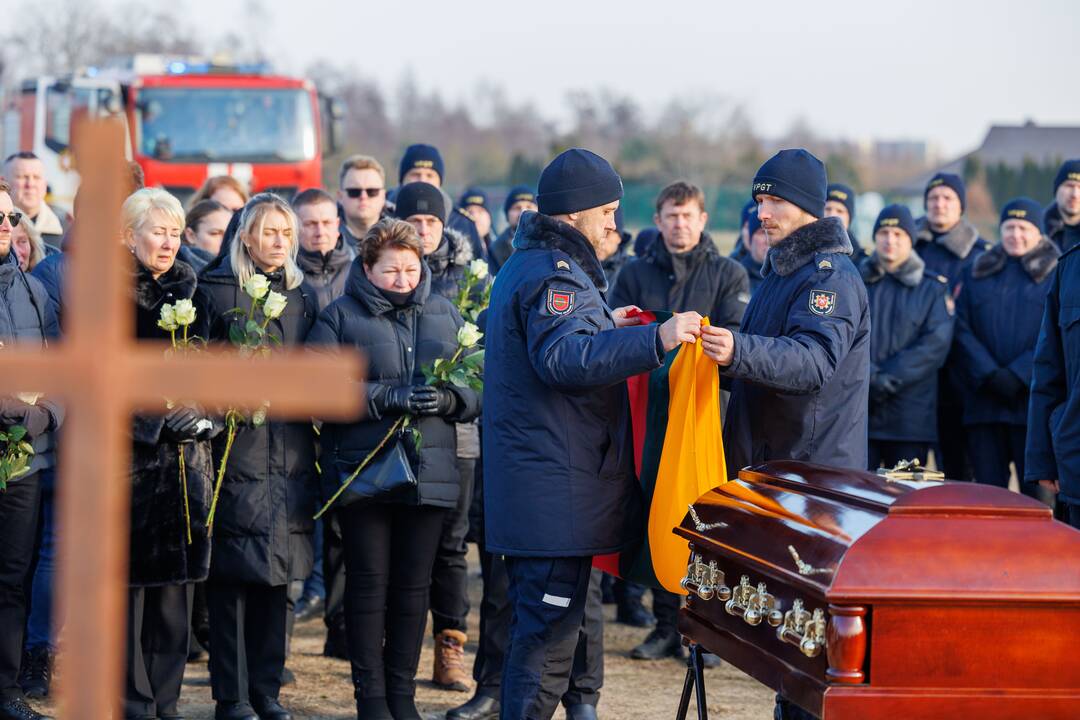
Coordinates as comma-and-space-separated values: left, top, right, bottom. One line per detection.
547, 288, 575, 315
808, 289, 836, 316
556, 259, 571, 271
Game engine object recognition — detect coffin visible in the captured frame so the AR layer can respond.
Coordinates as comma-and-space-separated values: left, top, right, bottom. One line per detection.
675, 461, 1080, 719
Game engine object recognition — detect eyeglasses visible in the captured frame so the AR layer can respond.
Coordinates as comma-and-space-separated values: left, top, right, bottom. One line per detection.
0, 212, 22, 227
343, 187, 383, 199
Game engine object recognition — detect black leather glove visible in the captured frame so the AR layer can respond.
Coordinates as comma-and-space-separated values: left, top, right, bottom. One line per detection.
869, 373, 901, 404
0, 398, 52, 437
373, 385, 419, 416
413, 386, 459, 417
984, 368, 1025, 401
163, 405, 202, 442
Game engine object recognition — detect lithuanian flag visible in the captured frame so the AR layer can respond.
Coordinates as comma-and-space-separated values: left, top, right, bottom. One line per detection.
594, 311, 729, 594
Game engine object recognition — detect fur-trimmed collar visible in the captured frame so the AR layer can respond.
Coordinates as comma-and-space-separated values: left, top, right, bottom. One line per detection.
972, 237, 1060, 283
764, 216, 851, 277
426, 227, 473, 276
914, 216, 981, 259
134, 258, 197, 311
859, 251, 925, 288
513, 211, 608, 291
344, 257, 432, 316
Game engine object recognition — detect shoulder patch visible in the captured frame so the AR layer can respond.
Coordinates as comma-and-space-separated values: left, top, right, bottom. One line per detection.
552, 250, 573, 273
808, 289, 837, 316
546, 288, 576, 315
817, 258, 833, 271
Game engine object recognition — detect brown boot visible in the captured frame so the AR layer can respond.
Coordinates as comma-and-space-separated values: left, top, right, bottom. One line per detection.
433, 629, 472, 692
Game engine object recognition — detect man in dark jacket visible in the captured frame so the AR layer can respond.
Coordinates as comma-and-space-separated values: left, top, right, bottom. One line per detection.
294, 189, 355, 312
484, 149, 701, 719
957, 198, 1060, 499
701, 149, 869, 720
915, 172, 990, 482
459, 188, 498, 261
488, 186, 537, 274
1026, 237, 1080, 528
860, 205, 953, 469
610, 181, 748, 663
397, 143, 486, 262
1044, 159, 1080, 253
337, 155, 388, 252
824, 182, 866, 262
739, 211, 767, 295
0, 182, 62, 720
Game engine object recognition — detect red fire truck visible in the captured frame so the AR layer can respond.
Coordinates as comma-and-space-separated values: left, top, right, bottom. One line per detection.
2, 54, 343, 209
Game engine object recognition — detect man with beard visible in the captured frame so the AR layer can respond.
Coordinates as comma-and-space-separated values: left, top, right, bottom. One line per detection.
1045, 159, 1080, 252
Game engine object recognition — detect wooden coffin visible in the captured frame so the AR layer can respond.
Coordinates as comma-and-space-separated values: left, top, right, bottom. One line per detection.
674, 460, 1080, 719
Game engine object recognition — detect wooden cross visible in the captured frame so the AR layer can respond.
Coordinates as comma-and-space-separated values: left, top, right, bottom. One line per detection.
0, 121, 364, 719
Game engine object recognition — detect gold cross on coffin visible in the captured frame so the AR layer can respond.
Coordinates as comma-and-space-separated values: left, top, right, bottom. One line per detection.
0, 121, 364, 719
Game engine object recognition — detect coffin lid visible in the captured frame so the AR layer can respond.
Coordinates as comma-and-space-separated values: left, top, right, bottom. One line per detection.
674, 461, 1080, 603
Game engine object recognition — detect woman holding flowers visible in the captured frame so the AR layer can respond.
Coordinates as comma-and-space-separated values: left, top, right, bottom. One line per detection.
122, 187, 216, 720
194, 193, 318, 720
307, 219, 480, 720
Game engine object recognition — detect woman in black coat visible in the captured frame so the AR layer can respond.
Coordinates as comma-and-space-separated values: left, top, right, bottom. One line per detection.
307, 219, 481, 720
122, 188, 216, 720
194, 193, 319, 720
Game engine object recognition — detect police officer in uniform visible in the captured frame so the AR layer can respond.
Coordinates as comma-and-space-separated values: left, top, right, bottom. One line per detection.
700, 149, 870, 720
483, 148, 701, 720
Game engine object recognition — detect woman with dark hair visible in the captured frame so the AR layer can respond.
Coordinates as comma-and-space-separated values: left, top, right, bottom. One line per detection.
308, 218, 481, 720
182, 199, 232, 271
194, 193, 318, 720
121, 187, 216, 720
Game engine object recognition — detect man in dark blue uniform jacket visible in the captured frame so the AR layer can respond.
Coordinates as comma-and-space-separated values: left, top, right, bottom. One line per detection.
483, 149, 701, 719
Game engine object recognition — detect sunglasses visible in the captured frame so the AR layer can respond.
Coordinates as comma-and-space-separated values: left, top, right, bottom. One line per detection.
343, 187, 383, 199
0, 211, 22, 227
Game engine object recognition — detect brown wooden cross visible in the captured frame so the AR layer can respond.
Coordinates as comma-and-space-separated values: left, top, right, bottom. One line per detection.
0, 121, 363, 719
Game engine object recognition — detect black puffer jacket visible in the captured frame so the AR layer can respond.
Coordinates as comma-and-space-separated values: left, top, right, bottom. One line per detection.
297, 238, 356, 312
307, 261, 481, 509
426, 227, 474, 301
609, 232, 749, 331
0, 249, 62, 476
130, 259, 214, 586
194, 260, 320, 586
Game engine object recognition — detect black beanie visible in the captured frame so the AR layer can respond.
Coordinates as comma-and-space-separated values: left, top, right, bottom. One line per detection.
1053, 159, 1080, 195
747, 209, 762, 239
751, 149, 828, 218
873, 204, 917, 242
924, 173, 966, 211
394, 182, 447, 223
536, 148, 623, 216
827, 183, 856, 221
1000, 197, 1045, 233
503, 185, 536, 219
739, 199, 757, 229
458, 187, 489, 212
398, 144, 445, 184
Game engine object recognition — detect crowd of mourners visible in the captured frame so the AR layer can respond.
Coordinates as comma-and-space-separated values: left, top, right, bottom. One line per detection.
0, 142, 1077, 720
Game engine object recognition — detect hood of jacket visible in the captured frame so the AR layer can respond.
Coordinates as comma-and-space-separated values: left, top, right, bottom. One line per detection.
343, 255, 432, 316
972, 236, 1060, 283
859, 250, 926, 287
426, 226, 474, 277
764, 216, 852, 277
915, 216, 982, 260
513, 211, 608, 291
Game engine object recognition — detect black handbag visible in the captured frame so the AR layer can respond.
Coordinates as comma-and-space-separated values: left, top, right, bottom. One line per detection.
332, 432, 417, 508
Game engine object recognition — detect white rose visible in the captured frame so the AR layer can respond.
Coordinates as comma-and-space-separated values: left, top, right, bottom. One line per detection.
243, 274, 271, 300
157, 303, 178, 332
173, 298, 197, 327
262, 290, 288, 320
469, 258, 489, 280
457, 322, 483, 348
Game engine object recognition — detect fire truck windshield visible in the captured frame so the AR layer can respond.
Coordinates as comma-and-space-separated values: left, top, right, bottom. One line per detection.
135, 87, 316, 163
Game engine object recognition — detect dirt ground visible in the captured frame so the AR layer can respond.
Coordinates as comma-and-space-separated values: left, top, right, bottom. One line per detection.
33, 552, 775, 719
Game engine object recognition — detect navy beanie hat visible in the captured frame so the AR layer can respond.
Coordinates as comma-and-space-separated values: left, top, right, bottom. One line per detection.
739, 199, 757, 229
1053, 159, 1080, 194
747, 209, 763, 239
924, 173, 966, 211
1000, 197, 1045, 233
503, 185, 536, 219
536, 148, 623, 216
614, 206, 626, 235
873, 204, 917, 242
393, 182, 447, 223
752, 149, 828, 218
827, 183, 856, 221
458, 187, 489, 212
398, 144, 445, 184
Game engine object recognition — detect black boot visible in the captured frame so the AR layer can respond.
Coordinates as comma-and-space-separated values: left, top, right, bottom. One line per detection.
18, 648, 51, 699
0, 697, 52, 720
213, 701, 258, 720
387, 694, 421, 720
251, 696, 291, 720
630, 629, 684, 660
565, 704, 598, 720
446, 694, 500, 720
356, 696, 393, 720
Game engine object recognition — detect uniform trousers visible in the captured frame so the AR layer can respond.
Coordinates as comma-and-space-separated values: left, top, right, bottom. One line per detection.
206, 581, 287, 704
125, 583, 192, 718
501, 555, 595, 720
0, 473, 40, 700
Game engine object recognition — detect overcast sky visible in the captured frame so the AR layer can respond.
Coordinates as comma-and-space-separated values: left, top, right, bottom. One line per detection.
109, 0, 1077, 157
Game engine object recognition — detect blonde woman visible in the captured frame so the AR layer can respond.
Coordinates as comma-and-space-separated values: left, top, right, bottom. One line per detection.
11, 215, 46, 272
193, 193, 317, 720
